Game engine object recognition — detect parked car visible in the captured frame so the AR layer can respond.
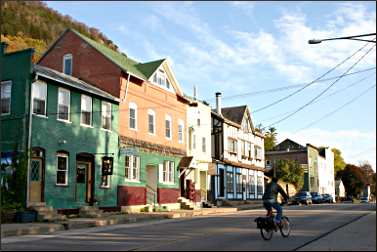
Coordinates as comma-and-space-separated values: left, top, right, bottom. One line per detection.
292, 191, 312, 205
360, 196, 369, 203
322, 194, 334, 203
311, 192, 324, 204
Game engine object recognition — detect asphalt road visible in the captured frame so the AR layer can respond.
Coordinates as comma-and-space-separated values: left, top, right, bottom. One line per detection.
1, 203, 375, 251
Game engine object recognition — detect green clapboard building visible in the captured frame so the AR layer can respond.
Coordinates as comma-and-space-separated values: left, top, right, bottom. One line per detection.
1, 43, 121, 210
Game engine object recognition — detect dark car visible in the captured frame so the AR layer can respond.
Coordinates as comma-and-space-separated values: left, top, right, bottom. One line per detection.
292, 191, 312, 205
311, 192, 324, 204
322, 194, 334, 203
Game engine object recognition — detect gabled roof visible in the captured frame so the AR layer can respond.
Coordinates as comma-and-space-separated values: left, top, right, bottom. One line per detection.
137, 59, 166, 79
39, 29, 166, 82
275, 138, 306, 151
221, 105, 247, 125
34, 65, 119, 102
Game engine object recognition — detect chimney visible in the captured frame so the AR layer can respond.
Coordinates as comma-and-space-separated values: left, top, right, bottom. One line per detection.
193, 85, 197, 100
216, 92, 222, 115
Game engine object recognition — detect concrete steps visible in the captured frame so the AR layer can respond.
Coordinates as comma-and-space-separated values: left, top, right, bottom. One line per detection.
79, 206, 105, 218
178, 197, 197, 210
29, 204, 67, 223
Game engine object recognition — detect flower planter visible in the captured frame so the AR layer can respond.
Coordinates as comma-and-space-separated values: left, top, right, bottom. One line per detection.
15, 210, 37, 223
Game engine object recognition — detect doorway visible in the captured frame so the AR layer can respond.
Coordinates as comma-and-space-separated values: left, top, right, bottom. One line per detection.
146, 165, 158, 204
29, 148, 45, 203
76, 154, 95, 205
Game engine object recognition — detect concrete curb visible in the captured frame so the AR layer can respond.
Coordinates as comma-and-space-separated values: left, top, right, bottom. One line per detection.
1, 207, 240, 238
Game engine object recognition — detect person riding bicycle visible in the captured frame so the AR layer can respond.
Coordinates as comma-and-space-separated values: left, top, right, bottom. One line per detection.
262, 176, 289, 225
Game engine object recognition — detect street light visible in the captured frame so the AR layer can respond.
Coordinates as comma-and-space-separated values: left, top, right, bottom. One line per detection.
308, 33, 376, 44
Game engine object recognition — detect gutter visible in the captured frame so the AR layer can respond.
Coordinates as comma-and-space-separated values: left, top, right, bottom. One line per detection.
122, 72, 131, 102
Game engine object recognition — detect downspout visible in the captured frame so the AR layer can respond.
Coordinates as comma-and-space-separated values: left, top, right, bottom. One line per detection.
122, 72, 130, 102
26, 73, 37, 207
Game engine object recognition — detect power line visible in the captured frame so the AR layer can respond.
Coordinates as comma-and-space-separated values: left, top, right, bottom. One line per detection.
252, 40, 374, 114
295, 84, 376, 132
215, 67, 376, 101
258, 71, 375, 123
265, 43, 376, 129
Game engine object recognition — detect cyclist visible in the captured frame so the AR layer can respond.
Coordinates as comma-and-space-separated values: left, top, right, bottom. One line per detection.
262, 176, 289, 225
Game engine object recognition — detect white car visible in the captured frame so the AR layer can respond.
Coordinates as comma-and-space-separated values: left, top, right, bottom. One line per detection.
360, 196, 369, 203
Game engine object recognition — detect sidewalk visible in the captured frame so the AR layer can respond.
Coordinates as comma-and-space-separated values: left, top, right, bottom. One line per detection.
1, 207, 239, 238
298, 212, 376, 251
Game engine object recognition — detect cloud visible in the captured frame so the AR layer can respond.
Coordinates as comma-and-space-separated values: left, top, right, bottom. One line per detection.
278, 128, 377, 171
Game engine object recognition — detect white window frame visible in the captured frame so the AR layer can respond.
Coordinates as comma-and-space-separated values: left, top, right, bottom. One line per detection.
148, 109, 156, 135
1, 80, 12, 116
151, 67, 174, 93
125, 155, 140, 182
101, 101, 112, 131
162, 160, 175, 184
129, 102, 138, 130
63, 54, 73, 75
80, 95, 92, 127
178, 119, 184, 144
57, 87, 70, 122
32, 81, 47, 117
165, 115, 172, 140
56, 153, 68, 186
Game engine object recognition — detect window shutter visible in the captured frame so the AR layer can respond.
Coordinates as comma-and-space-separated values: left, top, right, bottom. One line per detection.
159, 163, 163, 183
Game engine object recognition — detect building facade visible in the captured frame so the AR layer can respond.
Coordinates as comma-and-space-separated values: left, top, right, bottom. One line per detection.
1, 43, 120, 210
38, 29, 189, 211
210, 93, 265, 202
266, 139, 335, 200
179, 94, 212, 206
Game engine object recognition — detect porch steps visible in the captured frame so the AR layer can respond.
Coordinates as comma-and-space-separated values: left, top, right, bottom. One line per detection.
79, 206, 105, 218
177, 197, 196, 210
29, 204, 68, 223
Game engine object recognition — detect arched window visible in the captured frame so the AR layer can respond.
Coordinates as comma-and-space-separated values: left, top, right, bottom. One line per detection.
63, 54, 73, 75
147, 109, 156, 134
129, 102, 138, 130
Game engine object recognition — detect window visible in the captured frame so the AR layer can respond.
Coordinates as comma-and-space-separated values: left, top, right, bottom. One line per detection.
56, 153, 68, 186
102, 101, 111, 130
165, 115, 172, 139
125, 155, 140, 181
241, 118, 251, 133
32, 81, 47, 116
152, 68, 173, 91
226, 171, 234, 193
63, 54, 72, 75
129, 102, 137, 130
197, 118, 201, 126
228, 138, 237, 154
241, 140, 246, 158
193, 134, 196, 149
1, 81, 11, 115
255, 146, 263, 160
257, 174, 263, 195
148, 109, 155, 134
81, 95, 92, 126
178, 120, 184, 143
249, 174, 255, 196
248, 143, 252, 159
236, 174, 242, 193
57, 88, 70, 121
163, 160, 175, 183
101, 175, 110, 188
202, 137, 206, 153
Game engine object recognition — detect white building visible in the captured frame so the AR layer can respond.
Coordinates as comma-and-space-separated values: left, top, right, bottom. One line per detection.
318, 147, 335, 201
211, 92, 265, 202
179, 91, 212, 206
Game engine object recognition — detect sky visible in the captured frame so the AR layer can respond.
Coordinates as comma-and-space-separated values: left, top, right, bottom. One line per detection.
45, 1, 376, 170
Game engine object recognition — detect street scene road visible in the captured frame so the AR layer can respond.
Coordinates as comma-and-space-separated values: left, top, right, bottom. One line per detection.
2, 203, 375, 251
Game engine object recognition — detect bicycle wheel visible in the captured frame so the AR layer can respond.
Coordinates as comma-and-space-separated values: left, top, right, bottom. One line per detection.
279, 216, 291, 237
260, 227, 273, 240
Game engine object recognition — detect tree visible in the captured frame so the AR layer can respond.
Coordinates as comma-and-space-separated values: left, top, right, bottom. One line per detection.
332, 148, 346, 179
264, 127, 277, 151
339, 164, 368, 198
271, 159, 305, 190
359, 161, 376, 200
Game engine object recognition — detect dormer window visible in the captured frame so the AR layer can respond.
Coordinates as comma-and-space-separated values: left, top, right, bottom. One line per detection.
241, 117, 251, 133
63, 54, 72, 75
152, 68, 173, 91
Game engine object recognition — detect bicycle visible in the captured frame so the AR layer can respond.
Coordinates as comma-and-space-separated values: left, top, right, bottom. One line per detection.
254, 203, 291, 240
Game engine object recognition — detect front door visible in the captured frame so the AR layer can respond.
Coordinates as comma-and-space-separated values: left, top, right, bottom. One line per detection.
146, 165, 157, 204
29, 158, 43, 202
76, 161, 94, 204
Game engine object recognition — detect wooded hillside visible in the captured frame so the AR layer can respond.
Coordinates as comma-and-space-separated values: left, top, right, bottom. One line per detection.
1, 1, 119, 61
